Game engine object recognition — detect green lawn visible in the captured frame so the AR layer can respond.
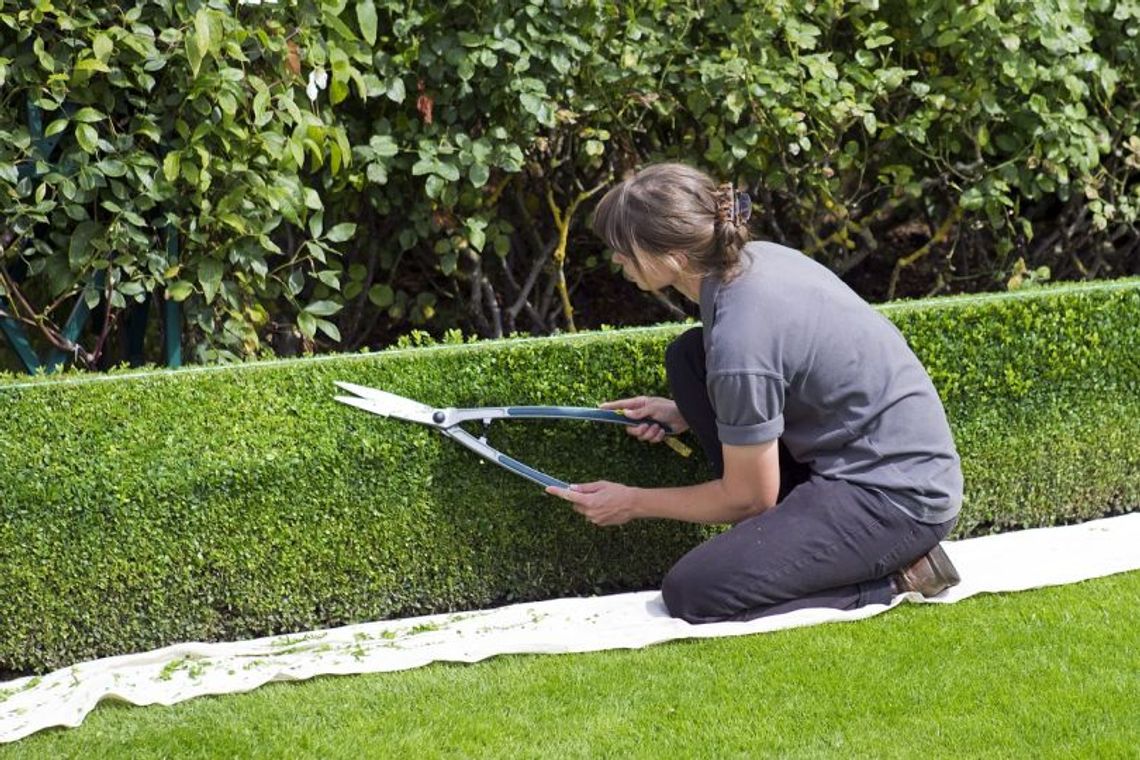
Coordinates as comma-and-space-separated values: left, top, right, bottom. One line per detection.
4, 571, 1138, 759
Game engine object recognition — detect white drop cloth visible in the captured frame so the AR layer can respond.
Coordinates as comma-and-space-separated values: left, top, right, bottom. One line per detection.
3, 512, 1138, 744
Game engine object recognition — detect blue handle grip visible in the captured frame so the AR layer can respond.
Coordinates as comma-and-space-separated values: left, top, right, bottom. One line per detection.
505, 406, 673, 434
498, 454, 569, 490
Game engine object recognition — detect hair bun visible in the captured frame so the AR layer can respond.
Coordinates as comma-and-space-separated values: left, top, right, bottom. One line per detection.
715, 183, 734, 226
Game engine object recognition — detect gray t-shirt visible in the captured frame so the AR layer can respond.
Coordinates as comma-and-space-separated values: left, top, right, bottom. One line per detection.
699, 241, 962, 523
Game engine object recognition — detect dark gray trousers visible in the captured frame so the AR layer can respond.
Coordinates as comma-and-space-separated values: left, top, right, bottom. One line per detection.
660, 327, 956, 623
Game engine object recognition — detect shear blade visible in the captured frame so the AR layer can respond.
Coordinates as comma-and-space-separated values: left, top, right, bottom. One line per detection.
333, 382, 440, 425
334, 395, 384, 414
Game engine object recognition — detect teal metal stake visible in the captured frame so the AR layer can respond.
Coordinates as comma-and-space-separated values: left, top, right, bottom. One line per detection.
0, 296, 41, 374
44, 272, 103, 373
164, 225, 182, 368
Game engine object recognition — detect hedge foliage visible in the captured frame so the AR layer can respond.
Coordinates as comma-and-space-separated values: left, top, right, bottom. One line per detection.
2, 0, 1139, 369
1, 279, 1139, 674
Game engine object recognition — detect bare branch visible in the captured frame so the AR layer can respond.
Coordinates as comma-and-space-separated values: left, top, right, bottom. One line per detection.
464, 249, 503, 338
481, 277, 503, 339
650, 290, 687, 320
506, 238, 554, 326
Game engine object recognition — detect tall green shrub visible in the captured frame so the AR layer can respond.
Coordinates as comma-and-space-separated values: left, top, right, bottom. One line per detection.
1, 1, 1138, 367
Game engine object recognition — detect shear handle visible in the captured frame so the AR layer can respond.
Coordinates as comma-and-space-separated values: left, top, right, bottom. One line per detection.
443, 427, 570, 489
447, 406, 674, 434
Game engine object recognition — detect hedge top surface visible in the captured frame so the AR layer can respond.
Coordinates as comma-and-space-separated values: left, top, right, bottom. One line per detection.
1, 276, 1137, 393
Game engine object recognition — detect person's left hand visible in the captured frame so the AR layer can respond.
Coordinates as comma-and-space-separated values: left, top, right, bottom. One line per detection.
545, 481, 640, 526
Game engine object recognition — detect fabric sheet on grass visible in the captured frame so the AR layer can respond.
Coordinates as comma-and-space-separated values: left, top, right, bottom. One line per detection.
3, 512, 1139, 744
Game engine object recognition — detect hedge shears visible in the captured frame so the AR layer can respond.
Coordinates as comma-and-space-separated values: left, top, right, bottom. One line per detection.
334, 382, 691, 489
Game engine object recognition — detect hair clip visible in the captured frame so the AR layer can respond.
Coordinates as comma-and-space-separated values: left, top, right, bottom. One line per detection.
731, 191, 752, 225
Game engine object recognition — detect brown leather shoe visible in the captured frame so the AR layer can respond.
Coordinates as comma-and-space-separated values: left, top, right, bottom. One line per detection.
893, 544, 961, 597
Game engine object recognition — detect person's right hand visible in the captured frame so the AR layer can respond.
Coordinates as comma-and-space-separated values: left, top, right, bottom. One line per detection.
600, 396, 689, 444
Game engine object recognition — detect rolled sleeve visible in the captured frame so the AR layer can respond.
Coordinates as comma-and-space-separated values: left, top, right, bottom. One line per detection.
708, 370, 786, 446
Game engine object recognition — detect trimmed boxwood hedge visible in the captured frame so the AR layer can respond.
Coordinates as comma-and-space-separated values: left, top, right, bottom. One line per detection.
1, 279, 1139, 674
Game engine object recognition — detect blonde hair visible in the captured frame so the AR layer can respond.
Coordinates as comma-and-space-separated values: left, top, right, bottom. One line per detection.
591, 163, 751, 280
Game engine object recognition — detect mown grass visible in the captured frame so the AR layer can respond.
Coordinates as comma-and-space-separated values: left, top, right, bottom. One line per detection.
3, 570, 1138, 759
